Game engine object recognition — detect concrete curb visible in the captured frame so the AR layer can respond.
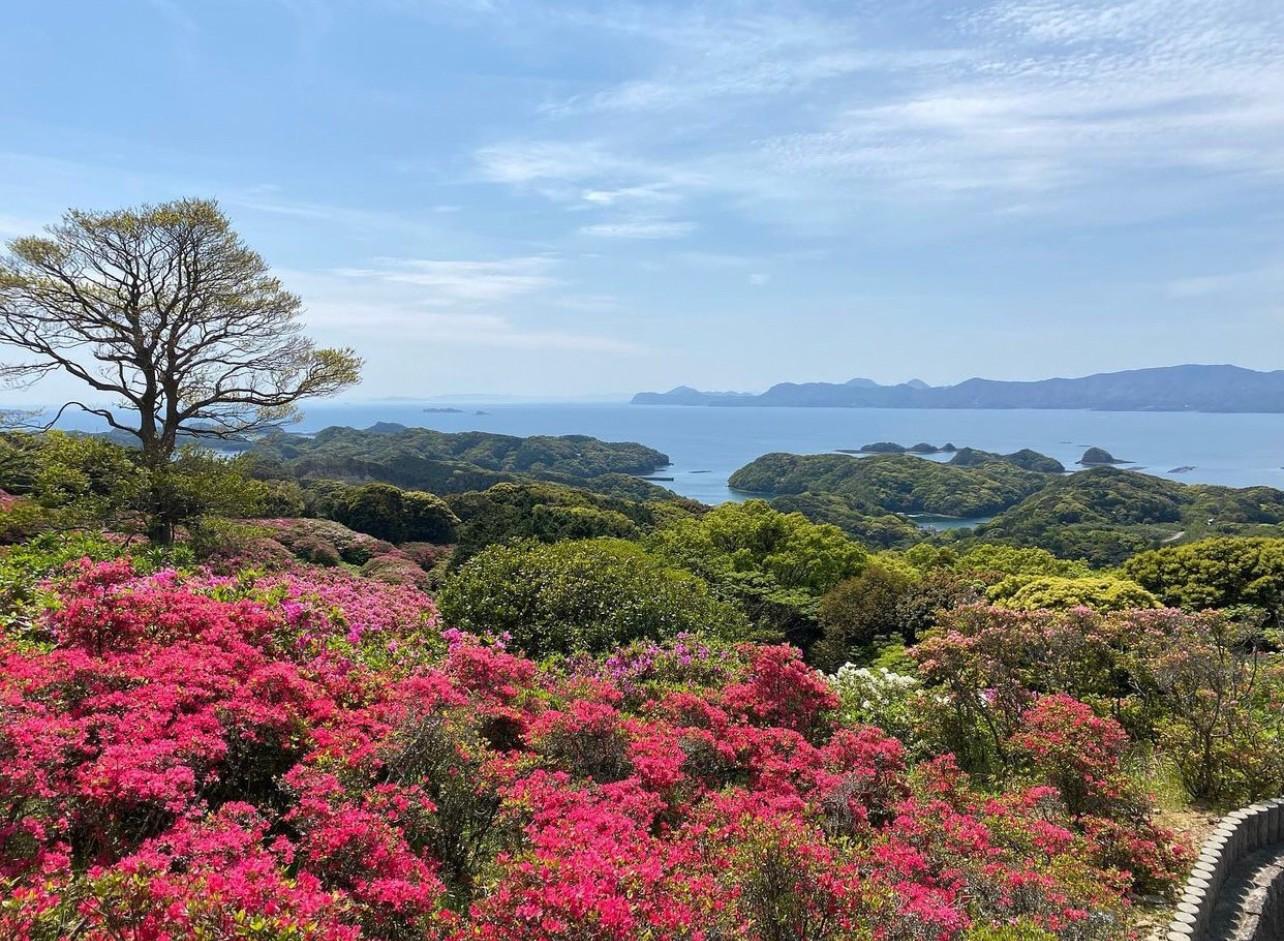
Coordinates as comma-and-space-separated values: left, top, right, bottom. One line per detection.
1167, 799, 1284, 939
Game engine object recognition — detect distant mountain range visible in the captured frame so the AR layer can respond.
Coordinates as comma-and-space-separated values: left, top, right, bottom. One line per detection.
631, 365, 1284, 413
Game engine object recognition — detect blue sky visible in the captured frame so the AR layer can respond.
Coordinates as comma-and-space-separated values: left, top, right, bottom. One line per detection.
3, 0, 1283, 400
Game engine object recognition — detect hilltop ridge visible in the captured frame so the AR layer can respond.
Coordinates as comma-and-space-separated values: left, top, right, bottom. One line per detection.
633, 364, 1284, 413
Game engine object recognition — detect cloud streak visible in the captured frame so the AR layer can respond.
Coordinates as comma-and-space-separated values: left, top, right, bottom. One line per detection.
332, 256, 560, 304
579, 220, 695, 239
474, 0, 1284, 224
280, 261, 641, 355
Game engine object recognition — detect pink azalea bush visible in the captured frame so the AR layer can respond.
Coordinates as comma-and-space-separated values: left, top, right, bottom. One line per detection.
0, 557, 1184, 939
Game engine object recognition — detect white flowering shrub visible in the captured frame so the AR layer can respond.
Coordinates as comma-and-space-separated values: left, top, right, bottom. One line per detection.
828, 664, 921, 741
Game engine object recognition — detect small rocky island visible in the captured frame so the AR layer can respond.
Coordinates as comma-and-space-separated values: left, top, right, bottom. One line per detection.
1079, 447, 1129, 466
847, 441, 957, 455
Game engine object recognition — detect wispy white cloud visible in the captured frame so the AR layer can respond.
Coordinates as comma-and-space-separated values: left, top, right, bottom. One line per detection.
474, 141, 641, 186
580, 184, 680, 207
1166, 262, 1284, 299
473, 0, 1284, 226
749, 0, 1284, 198
229, 186, 456, 239
282, 263, 640, 353
541, 7, 970, 116
332, 256, 560, 304
579, 220, 695, 239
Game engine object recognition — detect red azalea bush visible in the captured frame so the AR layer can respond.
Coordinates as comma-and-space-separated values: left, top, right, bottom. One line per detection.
0, 558, 1184, 939
1012, 694, 1191, 893
1013, 694, 1130, 818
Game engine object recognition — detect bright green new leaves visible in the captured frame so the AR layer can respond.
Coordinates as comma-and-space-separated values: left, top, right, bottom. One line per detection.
438, 538, 748, 657
987, 574, 1159, 612
1124, 536, 1284, 622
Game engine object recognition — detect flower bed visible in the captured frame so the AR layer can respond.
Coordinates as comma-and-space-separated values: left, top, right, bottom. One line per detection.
0, 558, 1188, 939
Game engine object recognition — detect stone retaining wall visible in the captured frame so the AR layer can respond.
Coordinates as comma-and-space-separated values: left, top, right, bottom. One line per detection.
1168, 799, 1284, 940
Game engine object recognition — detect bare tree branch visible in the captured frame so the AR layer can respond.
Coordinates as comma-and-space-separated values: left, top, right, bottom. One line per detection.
0, 197, 362, 464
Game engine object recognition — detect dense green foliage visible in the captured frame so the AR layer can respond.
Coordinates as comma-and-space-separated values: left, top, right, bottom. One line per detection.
976, 467, 1284, 565
813, 562, 981, 670
729, 452, 1048, 518
732, 453, 1284, 568
0, 432, 141, 534
249, 424, 672, 500
765, 492, 923, 548
814, 563, 916, 669
951, 544, 1092, 578
437, 538, 747, 656
446, 481, 695, 563
645, 500, 866, 648
986, 574, 1159, 611
1123, 536, 1284, 623
326, 482, 460, 544
0, 432, 271, 541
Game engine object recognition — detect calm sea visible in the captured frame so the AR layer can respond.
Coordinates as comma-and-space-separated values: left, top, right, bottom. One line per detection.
286, 402, 1284, 507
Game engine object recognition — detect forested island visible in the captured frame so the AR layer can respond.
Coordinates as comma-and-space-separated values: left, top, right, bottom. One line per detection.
246, 422, 674, 502
634, 363, 1284, 412
731, 448, 1284, 562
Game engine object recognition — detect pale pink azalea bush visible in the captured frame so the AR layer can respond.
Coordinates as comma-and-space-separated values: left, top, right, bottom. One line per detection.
0, 558, 1182, 939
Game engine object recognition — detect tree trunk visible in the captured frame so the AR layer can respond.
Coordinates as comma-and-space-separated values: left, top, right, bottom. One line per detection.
140, 439, 175, 545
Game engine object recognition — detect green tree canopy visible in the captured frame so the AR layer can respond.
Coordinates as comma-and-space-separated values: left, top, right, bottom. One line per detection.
437, 538, 747, 657
647, 499, 866, 595
0, 431, 270, 542
954, 545, 1092, 579
814, 563, 917, 670
646, 500, 867, 648
1123, 537, 1284, 622
332, 482, 459, 544
445, 481, 665, 563
987, 574, 1159, 612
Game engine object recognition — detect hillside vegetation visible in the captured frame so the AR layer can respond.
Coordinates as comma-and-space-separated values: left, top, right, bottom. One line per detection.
976, 467, 1284, 564
731, 451, 1284, 565
8, 427, 1284, 938
248, 423, 672, 501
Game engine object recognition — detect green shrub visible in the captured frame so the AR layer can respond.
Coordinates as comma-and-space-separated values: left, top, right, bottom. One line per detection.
401, 490, 461, 543
646, 500, 866, 649
446, 481, 664, 564
438, 538, 747, 656
814, 563, 915, 670
258, 479, 307, 517
987, 574, 1159, 612
0, 431, 142, 526
332, 482, 459, 543
954, 544, 1091, 579
1124, 536, 1284, 623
